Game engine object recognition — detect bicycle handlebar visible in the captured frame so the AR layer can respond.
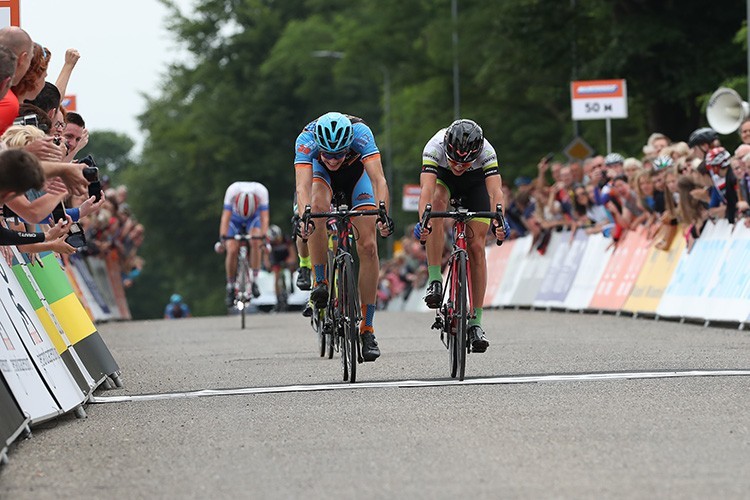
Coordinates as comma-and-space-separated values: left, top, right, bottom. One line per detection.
422, 203, 507, 246
221, 234, 266, 241
300, 201, 389, 242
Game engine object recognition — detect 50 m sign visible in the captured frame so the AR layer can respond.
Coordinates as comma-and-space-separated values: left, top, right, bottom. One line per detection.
571, 79, 628, 121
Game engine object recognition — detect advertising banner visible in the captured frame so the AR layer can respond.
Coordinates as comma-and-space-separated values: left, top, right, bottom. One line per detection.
563, 233, 614, 310
622, 231, 686, 315
0, 257, 86, 416
657, 220, 728, 319
492, 235, 533, 307
483, 239, 515, 308
0, 373, 29, 465
13, 252, 120, 388
703, 222, 750, 322
589, 229, 649, 311
510, 231, 563, 306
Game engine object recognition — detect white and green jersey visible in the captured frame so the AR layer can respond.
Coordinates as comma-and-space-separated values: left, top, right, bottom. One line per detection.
421, 128, 499, 177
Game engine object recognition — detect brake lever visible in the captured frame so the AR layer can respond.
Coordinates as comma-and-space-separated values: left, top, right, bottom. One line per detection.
495, 203, 505, 246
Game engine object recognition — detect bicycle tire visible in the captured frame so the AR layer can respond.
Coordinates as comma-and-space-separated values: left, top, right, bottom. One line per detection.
456, 251, 468, 381
316, 308, 326, 357
446, 260, 458, 378
237, 252, 249, 330
339, 256, 358, 383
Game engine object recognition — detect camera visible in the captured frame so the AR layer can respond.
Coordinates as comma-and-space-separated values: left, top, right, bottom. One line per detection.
13, 114, 38, 128
52, 136, 61, 146
75, 154, 102, 202
51, 203, 87, 249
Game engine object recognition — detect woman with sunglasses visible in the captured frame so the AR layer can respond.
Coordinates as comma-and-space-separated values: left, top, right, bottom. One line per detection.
293, 111, 392, 362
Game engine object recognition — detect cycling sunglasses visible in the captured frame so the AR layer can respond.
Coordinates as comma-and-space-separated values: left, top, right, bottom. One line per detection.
321, 150, 347, 160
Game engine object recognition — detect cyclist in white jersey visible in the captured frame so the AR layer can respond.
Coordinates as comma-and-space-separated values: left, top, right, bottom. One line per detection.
416, 119, 509, 352
216, 181, 270, 307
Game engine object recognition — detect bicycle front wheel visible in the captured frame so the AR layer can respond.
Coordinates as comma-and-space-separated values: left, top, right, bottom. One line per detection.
237, 257, 250, 330
339, 256, 359, 383
455, 251, 468, 381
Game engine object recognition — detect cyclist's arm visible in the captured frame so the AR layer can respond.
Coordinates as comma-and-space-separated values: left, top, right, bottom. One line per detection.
418, 169, 438, 220
219, 208, 231, 239
294, 163, 312, 216
259, 209, 270, 239
484, 173, 505, 213
362, 155, 390, 210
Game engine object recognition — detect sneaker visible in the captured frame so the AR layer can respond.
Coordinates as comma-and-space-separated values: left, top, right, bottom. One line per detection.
424, 280, 443, 309
225, 287, 235, 307
468, 325, 489, 353
361, 332, 380, 362
296, 267, 312, 291
310, 282, 329, 308
302, 301, 313, 318
251, 281, 261, 298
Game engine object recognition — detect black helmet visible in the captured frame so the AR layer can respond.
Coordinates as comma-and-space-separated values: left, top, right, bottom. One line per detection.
444, 119, 484, 163
688, 127, 718, 148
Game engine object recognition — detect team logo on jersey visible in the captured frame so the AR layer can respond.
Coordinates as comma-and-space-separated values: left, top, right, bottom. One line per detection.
297, 144, 311, 154
356, 192, 374, 201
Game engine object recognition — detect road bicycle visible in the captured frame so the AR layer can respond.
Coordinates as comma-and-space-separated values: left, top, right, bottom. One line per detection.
222, 234, 265, 329
421, 200, 505, 381
302, 200, 388, 383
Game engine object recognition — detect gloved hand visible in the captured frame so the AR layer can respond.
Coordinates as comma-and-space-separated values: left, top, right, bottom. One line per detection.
214, 241, 225, 254
379, 214, 395, 237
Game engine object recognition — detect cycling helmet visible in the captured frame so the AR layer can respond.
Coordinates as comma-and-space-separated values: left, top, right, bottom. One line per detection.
652, 155, 673, 172
314, 112, 353, 153
267, 224, 283, 241
705, 147, 732, 172
170, 294, 182, 304
604, 152, 625, 166
234, 191, 256, 218
444, 119, 484, 163
687, 127, 718, 148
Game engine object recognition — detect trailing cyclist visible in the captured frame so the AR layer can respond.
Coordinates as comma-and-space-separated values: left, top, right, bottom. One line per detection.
415, 119, 509, 352
216, 181, 270, 307
266, 224, 297, 311
294, 112, 393, 362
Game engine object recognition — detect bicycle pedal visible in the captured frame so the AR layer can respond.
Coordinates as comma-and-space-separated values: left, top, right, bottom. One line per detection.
431, 318, 443, 330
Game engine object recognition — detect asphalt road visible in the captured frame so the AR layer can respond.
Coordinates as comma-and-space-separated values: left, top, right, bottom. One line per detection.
2, 308, 750, 499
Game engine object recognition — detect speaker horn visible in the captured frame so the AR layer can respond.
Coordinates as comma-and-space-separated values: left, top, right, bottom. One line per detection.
706, 87, 750, 135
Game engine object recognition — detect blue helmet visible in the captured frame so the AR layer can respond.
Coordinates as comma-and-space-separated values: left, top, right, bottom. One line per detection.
314, 112, 353, 153
170, 294, 182, 304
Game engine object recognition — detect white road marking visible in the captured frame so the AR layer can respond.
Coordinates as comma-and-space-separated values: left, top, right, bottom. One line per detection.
91, 369, 750, 404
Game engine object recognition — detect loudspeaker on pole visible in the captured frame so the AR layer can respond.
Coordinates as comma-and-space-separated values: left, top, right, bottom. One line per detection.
706, 87, 750, 134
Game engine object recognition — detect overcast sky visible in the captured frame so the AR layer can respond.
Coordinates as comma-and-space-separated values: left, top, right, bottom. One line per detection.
20, 0, 195, 152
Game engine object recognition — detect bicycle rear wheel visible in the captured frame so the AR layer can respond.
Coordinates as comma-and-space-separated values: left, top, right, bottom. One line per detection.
315, 308, 326, 357
339, 256, 358, 383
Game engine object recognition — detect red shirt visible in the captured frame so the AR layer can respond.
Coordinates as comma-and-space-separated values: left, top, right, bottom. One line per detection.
0, 90, 19, 135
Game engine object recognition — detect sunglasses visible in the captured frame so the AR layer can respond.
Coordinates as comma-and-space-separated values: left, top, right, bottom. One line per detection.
321, 150, 347, 160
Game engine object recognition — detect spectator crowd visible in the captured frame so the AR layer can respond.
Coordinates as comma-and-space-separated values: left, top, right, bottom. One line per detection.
0, 26, 144, 289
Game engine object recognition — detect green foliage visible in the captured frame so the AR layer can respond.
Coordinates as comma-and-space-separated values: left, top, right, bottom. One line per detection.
122, 0, 747, 318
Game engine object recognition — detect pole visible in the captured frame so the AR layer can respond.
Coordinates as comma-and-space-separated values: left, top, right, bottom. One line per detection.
451, 0, 460, 119
605, 118, 612, 154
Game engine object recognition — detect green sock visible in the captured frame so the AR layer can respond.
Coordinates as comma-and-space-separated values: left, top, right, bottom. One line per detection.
428, 265, 442, 283
299, 255, 311, 268
469, 307, 482, 327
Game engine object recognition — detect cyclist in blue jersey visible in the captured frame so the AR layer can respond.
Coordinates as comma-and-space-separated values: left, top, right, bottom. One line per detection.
164, 294, 191, 319
216, 181, 270, 307
294, 112, 393, 362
